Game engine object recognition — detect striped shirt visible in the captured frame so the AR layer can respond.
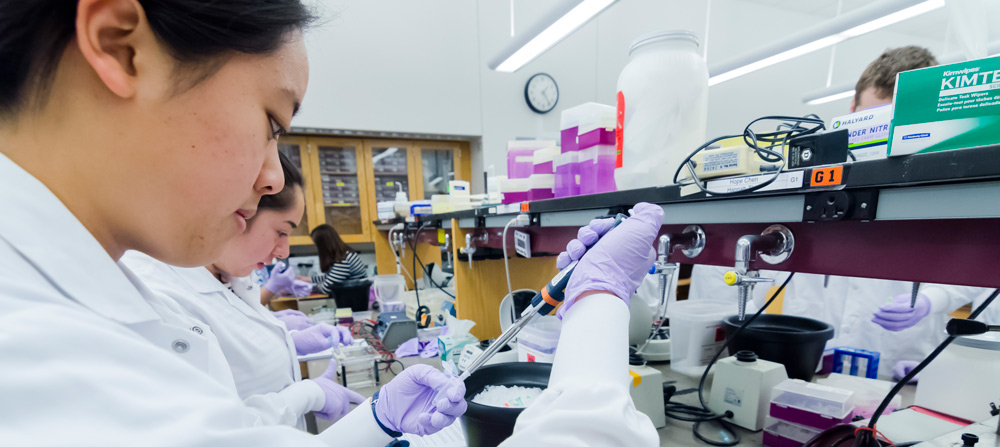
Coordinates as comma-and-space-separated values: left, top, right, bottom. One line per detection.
311, 251, 368, 294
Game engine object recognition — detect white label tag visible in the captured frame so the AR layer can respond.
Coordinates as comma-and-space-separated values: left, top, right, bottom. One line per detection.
514, 230, 531, 258
704, 171, 804, 194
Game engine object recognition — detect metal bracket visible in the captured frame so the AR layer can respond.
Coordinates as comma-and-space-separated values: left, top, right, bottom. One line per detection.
680, 225, 707, 258
803, 189, 879, 222
759, 224, 794, 265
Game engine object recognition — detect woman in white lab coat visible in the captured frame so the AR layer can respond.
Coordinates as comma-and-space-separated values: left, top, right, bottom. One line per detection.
122, 152, 362, 429
501, 203, 665, 447
0, 1, 463, 445
688, 266, 994, 378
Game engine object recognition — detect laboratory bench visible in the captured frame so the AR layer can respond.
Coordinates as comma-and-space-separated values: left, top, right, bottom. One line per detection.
307, 353, 918, 446
374, 145, 1000, 339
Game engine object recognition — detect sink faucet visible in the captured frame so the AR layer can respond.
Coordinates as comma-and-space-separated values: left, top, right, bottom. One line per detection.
724, 225, 794, 320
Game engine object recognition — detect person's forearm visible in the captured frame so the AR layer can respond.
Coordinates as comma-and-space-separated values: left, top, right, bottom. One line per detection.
550, 291, 630, 386
260, 287, 276, 306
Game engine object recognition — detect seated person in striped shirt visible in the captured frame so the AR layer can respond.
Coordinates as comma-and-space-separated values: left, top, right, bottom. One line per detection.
310, 224, 369, 294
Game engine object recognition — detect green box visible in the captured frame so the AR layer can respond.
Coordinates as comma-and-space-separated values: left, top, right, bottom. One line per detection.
889, 55, 1000, 156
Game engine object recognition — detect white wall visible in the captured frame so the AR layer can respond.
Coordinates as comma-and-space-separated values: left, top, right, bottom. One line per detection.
294, 1, 482, 137
293, 0, 952, 191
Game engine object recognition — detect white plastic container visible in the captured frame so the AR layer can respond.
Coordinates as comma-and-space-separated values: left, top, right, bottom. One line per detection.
518, 315, 561, 363
915, 332, 1000, 421
615, 30, 708, 191
667, 299, 731, 377
373, 274, 406, 313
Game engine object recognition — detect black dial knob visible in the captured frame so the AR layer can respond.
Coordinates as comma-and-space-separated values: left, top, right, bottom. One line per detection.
961, 433, 979, 447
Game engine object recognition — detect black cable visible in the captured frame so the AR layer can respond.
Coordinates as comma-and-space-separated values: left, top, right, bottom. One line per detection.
852, 288, 1000, 447
408, 224, 456, 299
673, 116, 825, 197
664, 272, 796, 446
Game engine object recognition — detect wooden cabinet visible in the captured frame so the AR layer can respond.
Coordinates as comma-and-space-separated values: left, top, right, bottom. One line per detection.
282, 135, 470, 246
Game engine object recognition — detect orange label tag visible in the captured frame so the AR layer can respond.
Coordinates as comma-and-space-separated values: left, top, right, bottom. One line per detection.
810, 166, 844, 187
520, 202, 529, 213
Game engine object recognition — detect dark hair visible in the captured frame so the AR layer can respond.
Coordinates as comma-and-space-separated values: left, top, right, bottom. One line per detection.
311, 224, 352, 272
0, 0, 314, 119
257, 150, 305, 214
855, 46, 937, 105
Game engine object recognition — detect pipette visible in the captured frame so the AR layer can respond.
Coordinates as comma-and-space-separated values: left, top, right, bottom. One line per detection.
457, 213, 628, 381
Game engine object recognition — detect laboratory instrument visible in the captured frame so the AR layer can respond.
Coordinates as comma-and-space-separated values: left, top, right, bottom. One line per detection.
628, 364, 667, 428
708, 350, 787, 431
916, 330, 1000, 421
911, 281, 921, 309
636, 225, 706, 360
333, 339, 381, 390
724, 224, 795, 320
458, 213, 627, 381
375, 311, 417, 351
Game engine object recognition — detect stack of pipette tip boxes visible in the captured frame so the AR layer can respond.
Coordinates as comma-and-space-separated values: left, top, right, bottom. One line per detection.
763, 379, 855, 447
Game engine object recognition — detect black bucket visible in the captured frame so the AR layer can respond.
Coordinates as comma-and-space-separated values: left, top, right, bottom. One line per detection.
461, 362, 552, 447
722, 314, 834, 381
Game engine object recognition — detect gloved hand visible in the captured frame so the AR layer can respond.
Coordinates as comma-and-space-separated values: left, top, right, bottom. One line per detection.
872, 293, 931, 331
288, 279, 313, 298
558, 202, 663, 319
291, 322, 353, 355
375, 364, 466, 436
273, 309, 315, 331
264, 261, 297, 295
892, 360, 921, 383
313, 358, 364, 421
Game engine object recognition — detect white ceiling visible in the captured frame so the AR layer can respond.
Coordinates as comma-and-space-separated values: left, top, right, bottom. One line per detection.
741, 0, 1000, 45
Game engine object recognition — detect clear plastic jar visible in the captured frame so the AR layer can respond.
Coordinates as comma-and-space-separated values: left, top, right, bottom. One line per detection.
615, 30, 708, 190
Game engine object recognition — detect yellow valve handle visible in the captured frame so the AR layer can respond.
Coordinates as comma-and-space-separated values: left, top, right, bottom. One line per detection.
723, 270, 739, 286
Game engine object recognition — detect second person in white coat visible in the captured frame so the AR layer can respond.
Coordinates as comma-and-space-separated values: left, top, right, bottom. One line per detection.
122, 152, 361, 428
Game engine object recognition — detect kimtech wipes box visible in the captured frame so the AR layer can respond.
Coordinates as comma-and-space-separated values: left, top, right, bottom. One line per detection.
889, 55, 1000, 157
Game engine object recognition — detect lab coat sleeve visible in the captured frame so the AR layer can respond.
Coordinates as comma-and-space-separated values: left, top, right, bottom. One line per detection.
0, 295, 333, 446
316, 398, 394, 446
922, 284, 991, 315
242, 380, 326, 427
501, 293, 659, 447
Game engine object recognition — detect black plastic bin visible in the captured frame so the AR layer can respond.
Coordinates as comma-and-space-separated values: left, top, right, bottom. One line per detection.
329, 279, 372, 311
461, 362, 551, 447
721, 314, 834, 381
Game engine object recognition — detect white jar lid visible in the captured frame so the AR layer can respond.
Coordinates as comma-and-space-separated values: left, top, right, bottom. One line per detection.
629, 30, 700, 55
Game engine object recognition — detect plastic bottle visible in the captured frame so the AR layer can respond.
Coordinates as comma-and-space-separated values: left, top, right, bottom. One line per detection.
615, 30, 708, 190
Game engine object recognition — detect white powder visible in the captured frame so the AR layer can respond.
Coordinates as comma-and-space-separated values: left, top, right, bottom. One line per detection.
471, 385, 544, 408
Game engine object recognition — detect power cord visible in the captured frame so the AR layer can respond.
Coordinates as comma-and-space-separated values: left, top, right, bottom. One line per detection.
664, 272, 796, 446
408, 224, 456, 299
673, 115, 825, 197
849, 288, 1000, 447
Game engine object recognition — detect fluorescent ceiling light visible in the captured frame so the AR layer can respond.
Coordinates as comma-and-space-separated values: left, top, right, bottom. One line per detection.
709, 0, 944, 87
491, 0, 617, 73
806, 89, 856, 105
801, 42, 1000, 105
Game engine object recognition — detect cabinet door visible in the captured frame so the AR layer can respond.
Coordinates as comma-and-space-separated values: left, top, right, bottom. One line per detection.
278, 137, 317, 246
414, 141, 462, 200
363, 140, 418, 217
309, 137, 370, 243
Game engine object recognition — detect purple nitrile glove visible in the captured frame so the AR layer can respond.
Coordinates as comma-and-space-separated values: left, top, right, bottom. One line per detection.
274, 309, 308, 318
288, 279, 313, 298
892, 360, 921, 383
872, 293, 931, 331
557, 202, 663, 319
291, 322, 353, 355
273, 310, 315, 331
375, 364, 467, 436
264, 261, 296, 294
313, 358, 365, 421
